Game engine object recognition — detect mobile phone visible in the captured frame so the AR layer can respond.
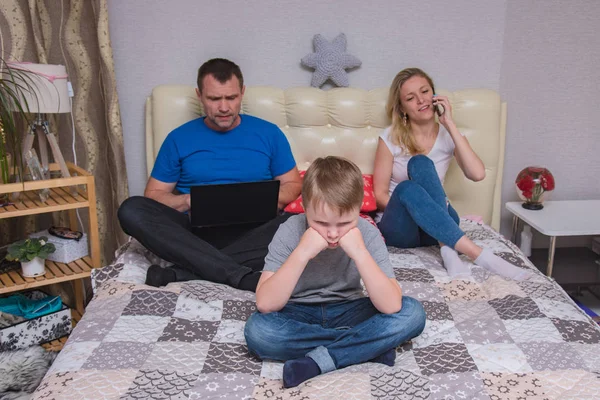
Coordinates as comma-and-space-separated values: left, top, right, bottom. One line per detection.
433, 94, 445, 116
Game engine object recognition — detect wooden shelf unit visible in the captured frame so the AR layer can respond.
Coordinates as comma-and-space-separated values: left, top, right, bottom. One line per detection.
42, 309, 82, 352
0, 162, 100, 317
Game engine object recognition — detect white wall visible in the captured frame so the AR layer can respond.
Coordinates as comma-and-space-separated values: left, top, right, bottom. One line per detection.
108, 0, 507, 197
499, 1, 600, 246
109, 0, 600, 248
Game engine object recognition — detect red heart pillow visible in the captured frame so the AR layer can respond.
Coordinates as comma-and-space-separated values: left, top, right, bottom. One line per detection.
284, 172, 378, 213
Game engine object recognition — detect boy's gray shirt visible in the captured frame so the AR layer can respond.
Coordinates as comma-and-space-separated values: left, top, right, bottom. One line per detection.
263, 214, 395, 303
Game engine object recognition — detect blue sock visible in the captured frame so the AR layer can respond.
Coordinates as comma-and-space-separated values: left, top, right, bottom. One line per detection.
282, 357, 321, 388
282, 349, 396, 388
369, 348, 396, 366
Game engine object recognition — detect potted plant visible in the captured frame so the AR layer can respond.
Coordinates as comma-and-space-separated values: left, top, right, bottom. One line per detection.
1, 56, 37, 203
5, 236, 56, 277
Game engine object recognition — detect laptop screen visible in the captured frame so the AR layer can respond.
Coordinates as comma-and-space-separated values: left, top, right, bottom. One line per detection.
190, 180, 280, 228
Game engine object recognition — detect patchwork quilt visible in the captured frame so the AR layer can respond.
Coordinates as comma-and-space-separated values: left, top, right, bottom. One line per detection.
34, 220, 600, 399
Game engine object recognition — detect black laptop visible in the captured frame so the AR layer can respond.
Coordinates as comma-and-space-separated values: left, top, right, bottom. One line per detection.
190, 180, 280, 228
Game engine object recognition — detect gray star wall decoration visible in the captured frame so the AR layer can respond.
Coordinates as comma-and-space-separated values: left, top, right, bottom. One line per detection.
301, 33, 362, 88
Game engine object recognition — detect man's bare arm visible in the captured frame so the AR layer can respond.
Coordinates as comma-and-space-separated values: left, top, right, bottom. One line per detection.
274, 167, 302, 210
144, 177, 190, 212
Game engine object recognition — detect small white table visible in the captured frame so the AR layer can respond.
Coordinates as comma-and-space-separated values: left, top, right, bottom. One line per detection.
506, 200, 600, 278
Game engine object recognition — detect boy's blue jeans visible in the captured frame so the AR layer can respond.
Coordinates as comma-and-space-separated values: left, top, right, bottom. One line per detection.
244, 296, 426, 373
378, 155, 465, 249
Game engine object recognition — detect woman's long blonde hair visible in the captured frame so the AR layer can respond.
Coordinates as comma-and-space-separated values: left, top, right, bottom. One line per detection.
386, 68, 436, 155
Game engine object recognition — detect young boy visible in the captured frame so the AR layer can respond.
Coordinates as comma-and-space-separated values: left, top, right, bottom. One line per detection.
244, 156, 427, 388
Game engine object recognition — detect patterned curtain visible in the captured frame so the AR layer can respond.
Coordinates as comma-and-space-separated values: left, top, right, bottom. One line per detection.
0, 0, 128, 266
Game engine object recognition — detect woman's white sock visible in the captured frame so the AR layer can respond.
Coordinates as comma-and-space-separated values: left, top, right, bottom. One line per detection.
474, 248, 532, 281
440, 246, 471, 279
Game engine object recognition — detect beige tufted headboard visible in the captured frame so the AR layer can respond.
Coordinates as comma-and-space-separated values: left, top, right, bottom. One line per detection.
145, 86, 506, 231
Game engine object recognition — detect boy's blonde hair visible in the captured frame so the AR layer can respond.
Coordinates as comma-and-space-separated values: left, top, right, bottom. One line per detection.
302, 156, 363, 214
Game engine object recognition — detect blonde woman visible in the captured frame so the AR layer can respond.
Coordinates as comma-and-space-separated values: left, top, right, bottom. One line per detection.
373, 68, 530, 280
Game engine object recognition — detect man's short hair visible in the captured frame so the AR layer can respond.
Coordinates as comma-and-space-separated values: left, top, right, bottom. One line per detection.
302, 156, 364, 214
197, 58, 244, 92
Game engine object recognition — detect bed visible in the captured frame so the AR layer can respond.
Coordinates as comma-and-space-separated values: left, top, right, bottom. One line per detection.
33, 86, 600, 399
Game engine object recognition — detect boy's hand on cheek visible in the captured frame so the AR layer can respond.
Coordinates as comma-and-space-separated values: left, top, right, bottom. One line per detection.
298, 227, 329, 260
338, 228, 367, 260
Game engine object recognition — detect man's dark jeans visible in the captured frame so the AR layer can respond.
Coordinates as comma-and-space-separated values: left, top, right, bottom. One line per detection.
117, 196, 292, 289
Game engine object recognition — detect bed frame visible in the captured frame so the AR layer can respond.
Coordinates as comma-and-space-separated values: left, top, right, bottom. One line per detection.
145, 86, 506, 230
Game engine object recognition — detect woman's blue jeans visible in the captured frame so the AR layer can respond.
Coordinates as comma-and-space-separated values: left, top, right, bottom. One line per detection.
378, 155, 465, 249
244, 297, 426, 373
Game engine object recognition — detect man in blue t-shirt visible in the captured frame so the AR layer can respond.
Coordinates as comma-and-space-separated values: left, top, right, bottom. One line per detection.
118, 58, 302, 291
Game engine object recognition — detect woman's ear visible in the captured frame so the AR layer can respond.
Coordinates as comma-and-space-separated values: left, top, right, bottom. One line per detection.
395, 103, 404, 115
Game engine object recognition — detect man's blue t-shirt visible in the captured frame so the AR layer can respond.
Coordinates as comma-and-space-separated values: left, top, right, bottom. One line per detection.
151, 115, 296, 194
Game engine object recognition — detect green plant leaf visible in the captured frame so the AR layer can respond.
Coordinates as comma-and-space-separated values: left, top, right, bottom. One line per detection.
5, 236, 56, 261
0, 56, 39, 183
31, 240, 42, 253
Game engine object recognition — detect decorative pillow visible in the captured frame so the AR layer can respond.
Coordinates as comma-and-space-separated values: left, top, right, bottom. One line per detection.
301, 33, 362, 88
284, 172, 377, 213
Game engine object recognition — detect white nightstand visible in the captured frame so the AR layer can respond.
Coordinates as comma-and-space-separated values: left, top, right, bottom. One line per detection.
506, 200, 600, 278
